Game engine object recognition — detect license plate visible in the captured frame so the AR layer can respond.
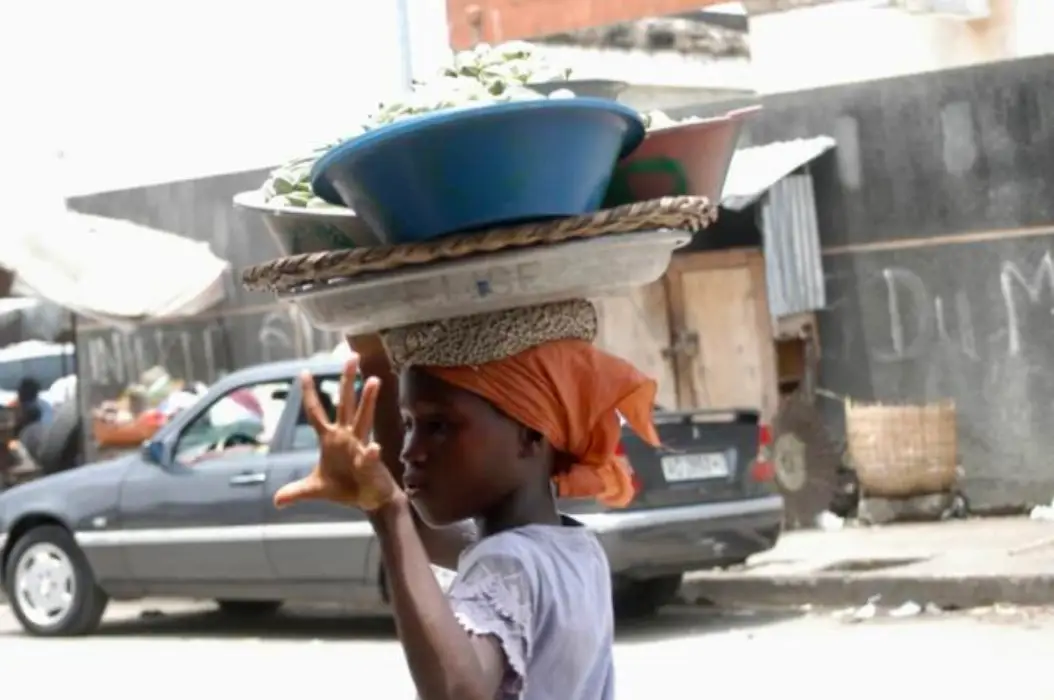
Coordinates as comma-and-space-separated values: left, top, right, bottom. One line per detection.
660, 453, 730, 482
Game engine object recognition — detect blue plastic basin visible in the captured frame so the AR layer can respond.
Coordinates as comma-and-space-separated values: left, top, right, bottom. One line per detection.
310, 98, 646, 245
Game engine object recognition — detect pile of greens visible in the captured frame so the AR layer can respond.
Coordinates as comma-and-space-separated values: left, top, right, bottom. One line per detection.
442, 40, 572, 96
261, 145, 346, 210
639, 110, 704, 130
260, 41, 573, 209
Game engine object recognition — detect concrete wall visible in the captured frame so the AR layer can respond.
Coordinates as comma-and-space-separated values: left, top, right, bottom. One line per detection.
750, 0, 1054, 95
679, 54, 1054, 511
445, 0, 1054, 96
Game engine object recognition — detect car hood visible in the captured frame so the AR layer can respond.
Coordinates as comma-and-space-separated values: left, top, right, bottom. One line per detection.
0, 454, 135, 521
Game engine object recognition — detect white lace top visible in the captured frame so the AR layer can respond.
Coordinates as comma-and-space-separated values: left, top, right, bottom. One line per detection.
443, 520, 615, 700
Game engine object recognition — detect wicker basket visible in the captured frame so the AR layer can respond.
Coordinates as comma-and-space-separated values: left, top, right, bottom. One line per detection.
845, 399, 958, 498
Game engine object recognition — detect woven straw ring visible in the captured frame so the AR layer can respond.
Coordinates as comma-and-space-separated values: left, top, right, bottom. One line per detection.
241, 196, 717, 294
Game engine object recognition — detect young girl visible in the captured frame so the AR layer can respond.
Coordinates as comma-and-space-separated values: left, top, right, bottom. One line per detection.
274, 301, 659, 700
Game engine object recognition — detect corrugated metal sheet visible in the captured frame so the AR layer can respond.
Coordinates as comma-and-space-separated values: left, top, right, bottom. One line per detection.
761, 173, 827, 318
721, 136, 836, 211
716, 136, 834, 319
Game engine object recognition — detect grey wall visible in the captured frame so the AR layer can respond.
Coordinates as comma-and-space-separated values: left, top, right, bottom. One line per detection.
69, 169, 275, 309
67, 170, 343, 459
677, 55, 1054, 511
65, 55, 1054, 504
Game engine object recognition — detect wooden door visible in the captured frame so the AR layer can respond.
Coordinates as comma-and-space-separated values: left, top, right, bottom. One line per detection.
664, 249, 778, 421
592, 279, 679, 410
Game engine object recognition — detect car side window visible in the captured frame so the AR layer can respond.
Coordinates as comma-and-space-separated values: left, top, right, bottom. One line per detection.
173, 380, 292, 467
289, 376, 341, 452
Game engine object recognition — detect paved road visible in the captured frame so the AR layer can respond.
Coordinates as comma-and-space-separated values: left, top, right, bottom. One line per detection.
1, 601, 1051, 698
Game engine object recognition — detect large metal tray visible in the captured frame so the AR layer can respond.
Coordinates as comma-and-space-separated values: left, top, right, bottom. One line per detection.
278, 230, 691, 334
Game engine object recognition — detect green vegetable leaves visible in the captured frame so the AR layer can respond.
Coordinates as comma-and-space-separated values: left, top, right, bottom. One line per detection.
260, 41, 575, 209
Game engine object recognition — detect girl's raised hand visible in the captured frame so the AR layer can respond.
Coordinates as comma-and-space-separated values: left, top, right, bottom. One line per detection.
273, 355, 401, 512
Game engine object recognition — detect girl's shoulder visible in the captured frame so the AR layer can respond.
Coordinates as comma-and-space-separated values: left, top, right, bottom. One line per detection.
467, 517, 600, 553
456, 519, 608, 587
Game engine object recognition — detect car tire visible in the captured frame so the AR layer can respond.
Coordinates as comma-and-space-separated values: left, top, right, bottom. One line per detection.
4, 525, 109, 637
216, 600, 283, 617
613, 574, 682, 619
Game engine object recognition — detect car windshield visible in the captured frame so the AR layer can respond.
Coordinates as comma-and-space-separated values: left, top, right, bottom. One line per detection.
174, 382, 289, 465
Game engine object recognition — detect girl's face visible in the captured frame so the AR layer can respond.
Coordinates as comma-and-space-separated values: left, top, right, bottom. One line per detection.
398, 368, 537, 527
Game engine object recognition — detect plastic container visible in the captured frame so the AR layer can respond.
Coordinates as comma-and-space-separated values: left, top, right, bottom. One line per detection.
233, 190, 382, 255
526, 79, 629, 101
604, 105, 761, 207
310, 98, 646, 245
279, 229, 690, 334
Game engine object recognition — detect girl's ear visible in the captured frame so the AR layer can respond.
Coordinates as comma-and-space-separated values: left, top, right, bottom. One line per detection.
519, 426, 547, 459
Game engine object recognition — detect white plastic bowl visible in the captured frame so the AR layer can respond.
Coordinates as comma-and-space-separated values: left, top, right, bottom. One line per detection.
526, 79, 629, 101
277, 229, 691, 334
233, 190, 383, 255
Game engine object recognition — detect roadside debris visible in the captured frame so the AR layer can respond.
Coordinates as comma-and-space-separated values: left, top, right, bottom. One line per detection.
889, 601, 922, 617
850, 596, 879, 621
834, 596, 944, 623
1029, 499, 1054, 521
814, 510, 845, 531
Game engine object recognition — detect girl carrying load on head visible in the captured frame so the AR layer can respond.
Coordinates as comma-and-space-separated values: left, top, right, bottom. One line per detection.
275, 300, 660, 700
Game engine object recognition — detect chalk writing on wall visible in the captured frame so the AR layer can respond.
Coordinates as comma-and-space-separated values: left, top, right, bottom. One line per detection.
1000, 251, 1054, 358
871, 267, 979, 363
257, 307, 342, 362
842, 250, 1054, 364
81, 306, 344, 399
258, 310, 298, 363
84, 326, 222, 388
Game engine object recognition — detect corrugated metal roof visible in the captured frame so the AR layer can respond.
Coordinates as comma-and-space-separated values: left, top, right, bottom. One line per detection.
721, 136, 836, 210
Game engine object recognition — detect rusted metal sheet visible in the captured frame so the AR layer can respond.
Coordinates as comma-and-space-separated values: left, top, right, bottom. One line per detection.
446, 0, 853, 48
447, 0, 732, 48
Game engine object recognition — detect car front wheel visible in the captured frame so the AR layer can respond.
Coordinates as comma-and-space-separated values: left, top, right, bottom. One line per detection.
4, 525, 109, 636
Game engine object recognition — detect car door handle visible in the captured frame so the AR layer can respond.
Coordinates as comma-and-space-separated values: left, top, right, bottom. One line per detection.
229, 472, 266, 486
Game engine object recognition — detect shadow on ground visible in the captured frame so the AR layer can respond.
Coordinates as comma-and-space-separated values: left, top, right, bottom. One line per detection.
71, 602, 803, 642
81, 603, 397, 641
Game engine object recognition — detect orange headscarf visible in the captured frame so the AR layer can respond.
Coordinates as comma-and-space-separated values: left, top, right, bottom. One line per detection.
422, 339, 660, 508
